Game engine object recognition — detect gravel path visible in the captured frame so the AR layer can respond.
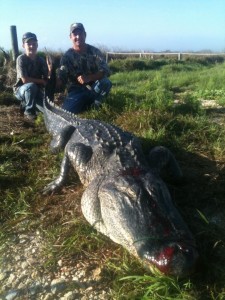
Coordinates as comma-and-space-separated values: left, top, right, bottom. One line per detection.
0, 229, 111, 300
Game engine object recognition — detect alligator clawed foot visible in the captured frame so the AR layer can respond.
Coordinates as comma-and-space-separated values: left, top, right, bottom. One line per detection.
42, 179, 63, 195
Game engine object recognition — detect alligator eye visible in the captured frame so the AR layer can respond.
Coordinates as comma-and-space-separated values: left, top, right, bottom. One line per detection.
117, 179, 141, 199
127, 187, 140, 198
117, 185, 137, 198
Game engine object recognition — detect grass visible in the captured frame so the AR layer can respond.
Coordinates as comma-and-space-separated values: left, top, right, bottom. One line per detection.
1, 57, 225, 299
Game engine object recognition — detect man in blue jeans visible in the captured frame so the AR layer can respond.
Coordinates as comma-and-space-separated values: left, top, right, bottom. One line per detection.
14, 32, 52, 121
56, 22, 112, 114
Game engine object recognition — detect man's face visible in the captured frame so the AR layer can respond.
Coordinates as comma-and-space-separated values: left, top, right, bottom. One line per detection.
23, 39, 38, 56
70, 29, 86, 49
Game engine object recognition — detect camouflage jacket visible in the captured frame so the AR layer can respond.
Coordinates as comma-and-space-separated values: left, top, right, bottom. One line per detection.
57, 44, 110, 90
14, 54, 48, 91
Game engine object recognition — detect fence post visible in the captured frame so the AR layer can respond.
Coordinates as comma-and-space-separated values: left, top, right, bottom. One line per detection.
10, 25, 19, 62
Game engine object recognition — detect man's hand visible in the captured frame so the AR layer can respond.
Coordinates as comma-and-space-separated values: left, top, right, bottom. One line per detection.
46, 56, 53, 74
77, 71, 105, 85
77, 75, 89, 84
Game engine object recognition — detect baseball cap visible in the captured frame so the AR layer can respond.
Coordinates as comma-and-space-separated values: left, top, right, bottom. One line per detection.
22, 32, 37, 43
70, 23, 85, 33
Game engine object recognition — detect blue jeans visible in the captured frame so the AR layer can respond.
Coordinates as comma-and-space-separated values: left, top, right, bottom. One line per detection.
62, 77, 112, 114
14, 83, 44, 115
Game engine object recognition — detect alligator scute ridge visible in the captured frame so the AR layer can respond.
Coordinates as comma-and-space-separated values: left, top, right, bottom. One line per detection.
43, 97, 199, 277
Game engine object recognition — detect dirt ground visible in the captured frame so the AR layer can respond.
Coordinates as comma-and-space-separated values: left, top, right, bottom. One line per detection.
0, 102, 25, 135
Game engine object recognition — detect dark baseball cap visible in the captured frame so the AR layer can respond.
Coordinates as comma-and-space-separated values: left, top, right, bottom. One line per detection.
70, 23, 85, 33
22, 32, 37, 43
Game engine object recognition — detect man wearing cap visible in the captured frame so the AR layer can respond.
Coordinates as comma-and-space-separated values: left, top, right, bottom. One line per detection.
14, 32, 52, 121
57, 22, 112, 113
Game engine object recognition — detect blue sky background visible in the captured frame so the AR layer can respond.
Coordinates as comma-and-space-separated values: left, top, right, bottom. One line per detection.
1, 0, 225, 52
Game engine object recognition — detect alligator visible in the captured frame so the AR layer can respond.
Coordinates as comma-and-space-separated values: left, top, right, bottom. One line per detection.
43, 97, 198, 277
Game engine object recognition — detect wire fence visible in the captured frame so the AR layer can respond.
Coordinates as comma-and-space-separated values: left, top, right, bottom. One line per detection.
106, 51, 225, 63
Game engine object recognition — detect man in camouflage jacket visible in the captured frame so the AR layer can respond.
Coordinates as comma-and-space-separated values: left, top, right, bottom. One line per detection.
57, 23, 112, 113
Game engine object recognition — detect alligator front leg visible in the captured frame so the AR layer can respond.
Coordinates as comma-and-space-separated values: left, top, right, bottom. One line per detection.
50, 126, 75, 153
43, 154, 71, 194
148, 146, 183, 180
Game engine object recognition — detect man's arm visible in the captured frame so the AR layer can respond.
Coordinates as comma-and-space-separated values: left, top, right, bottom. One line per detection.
17, 55, 48, 86
77, 71, 104, 85
20, 76, 48, 86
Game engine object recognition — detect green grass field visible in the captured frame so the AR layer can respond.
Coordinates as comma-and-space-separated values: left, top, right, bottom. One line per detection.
0, 57, 225, 299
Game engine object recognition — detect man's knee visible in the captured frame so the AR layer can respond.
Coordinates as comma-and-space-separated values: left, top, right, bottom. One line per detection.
25, 83, 39, 94
62, 93, 85, 113
93, 78, 112, 96
15, 83, 39, 102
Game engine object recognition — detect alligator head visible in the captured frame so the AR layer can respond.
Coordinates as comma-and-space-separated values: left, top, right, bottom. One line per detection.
84, 169, 198, 277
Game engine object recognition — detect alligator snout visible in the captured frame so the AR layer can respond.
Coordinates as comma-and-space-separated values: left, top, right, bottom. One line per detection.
140, 242, 198, 276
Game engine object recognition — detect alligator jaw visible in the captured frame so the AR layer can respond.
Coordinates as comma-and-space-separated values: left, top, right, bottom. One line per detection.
141, 242, 199, 276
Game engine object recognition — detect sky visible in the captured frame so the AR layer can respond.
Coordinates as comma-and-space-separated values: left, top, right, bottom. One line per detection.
1, 0, 225, 53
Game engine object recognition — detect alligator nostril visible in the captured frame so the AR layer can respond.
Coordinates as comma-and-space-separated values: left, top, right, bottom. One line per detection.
176, 243, 198, 258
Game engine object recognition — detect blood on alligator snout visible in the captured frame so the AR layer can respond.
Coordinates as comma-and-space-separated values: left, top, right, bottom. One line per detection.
144, 243, 198, 276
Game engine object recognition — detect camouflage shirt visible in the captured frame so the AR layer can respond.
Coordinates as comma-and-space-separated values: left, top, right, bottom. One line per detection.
14, 54, 48, 91
57, 44, 110, 89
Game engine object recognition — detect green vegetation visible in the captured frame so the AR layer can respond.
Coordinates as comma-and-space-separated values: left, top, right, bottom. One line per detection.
1, 56, 225, 299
